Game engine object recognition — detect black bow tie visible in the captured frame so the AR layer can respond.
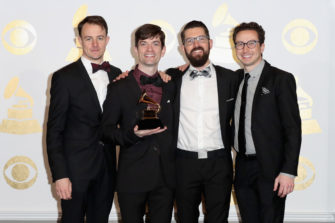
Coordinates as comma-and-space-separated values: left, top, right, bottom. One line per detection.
91, 61, 111, 73
189, 67, 211, 79
140, 75, 163, 87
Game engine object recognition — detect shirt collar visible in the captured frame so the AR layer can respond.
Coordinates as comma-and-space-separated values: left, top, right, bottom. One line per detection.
189, 62, 212, 73
81, 56, 107, 76
245, 59, 265, 78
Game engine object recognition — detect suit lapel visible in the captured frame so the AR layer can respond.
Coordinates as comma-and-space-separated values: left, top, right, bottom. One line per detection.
174, 67, 189, 135
76, 59, 102, 114
252, 61, 271, 109
127, 70, 142, 99
214, 65, 229, 138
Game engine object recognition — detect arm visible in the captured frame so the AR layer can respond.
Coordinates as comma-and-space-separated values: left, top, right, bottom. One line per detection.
273, 72, 302, 196
102, 82, 167, 146
101, 83, 141, 147
46, 72, 70, 182
46, 72, 72, 199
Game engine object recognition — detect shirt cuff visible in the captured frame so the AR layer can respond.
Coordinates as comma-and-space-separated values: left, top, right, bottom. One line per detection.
280, 172, 295, 178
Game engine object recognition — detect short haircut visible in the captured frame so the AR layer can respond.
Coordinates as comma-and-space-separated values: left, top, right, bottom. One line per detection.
135, 24, 165, 48
232, 22, 265, 44
180, 20, 210, 43
78, 15, 108, 37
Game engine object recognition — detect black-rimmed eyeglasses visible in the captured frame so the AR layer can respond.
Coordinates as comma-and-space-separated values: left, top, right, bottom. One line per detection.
183, 35, 209, 46
235, 40, 260, 50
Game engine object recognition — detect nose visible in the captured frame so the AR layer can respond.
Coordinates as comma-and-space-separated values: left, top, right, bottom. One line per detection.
193, 40, 200, 47
92, 39, 98, 47
242, 44, 249, 52
146, 43, 153, 51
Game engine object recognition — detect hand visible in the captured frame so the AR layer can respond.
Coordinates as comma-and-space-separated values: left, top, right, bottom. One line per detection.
55, 178, 72, 200
113, 70, 129, 82
273, 174, 295, 198
158, 71, 171, 83
177, 63, 189, 72
134, 125, 167, 137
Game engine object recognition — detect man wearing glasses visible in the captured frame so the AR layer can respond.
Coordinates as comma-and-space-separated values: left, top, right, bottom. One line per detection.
232, 22, 301, 222
166, 20, 240, 223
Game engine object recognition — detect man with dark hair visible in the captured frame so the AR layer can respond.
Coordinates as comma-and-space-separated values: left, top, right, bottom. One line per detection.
166, 20, 240, 223
232, 22, 301, 222
102, 23, 175, 223
47, 15, 121, 222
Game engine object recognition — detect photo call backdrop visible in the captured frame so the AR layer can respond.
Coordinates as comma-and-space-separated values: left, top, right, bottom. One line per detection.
0, 0, 334, 222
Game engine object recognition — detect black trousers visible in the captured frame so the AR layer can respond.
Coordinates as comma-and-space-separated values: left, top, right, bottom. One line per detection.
234, 154, 286, 223
175, 150, 233, 223
117, 185, 174, 223
61, 162, 115, 223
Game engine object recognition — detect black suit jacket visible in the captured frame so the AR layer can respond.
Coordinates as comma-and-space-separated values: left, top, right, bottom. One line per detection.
101, 71, 176, 192
166, 65, 240, 151
235, 61, 302, 179
47, 59, 122, 182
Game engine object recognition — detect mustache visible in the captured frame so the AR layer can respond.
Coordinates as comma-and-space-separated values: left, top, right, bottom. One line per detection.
191, 47, 204, 54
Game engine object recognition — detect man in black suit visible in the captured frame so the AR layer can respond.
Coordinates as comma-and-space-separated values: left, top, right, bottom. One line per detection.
47, 16, 121, 222
102, 24, 175, 223
232, 22, 302, 222
166, 21, 240, 223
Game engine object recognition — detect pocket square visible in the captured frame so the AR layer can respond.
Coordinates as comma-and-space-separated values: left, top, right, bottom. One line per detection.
167, 100, 171, 103
261, 87, 270, 95
226, 98, 235, 102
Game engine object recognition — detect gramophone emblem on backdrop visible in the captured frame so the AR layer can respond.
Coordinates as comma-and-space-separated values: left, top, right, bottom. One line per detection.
0, 77, 42, 134
210, 3, 239, 64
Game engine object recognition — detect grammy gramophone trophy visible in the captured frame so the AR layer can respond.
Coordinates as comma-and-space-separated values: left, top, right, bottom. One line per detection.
138, 92, 164, 130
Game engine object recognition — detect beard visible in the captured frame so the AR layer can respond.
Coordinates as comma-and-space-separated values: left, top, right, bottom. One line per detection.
185, 47, 210, 67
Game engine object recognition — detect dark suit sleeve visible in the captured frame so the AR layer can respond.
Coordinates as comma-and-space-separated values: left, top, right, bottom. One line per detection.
46, 72, 69, 182
102, 82, 140, 147
277, 73, 302, 175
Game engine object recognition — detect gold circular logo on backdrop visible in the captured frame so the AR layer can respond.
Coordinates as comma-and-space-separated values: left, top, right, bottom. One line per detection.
1, 20, 37, 55
294, 156, 315, 190
3, 156, 38, 189
150, 20, 177, 54
282, 19, 318, 55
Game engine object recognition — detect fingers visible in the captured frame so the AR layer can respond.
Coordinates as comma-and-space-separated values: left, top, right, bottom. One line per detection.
113, 70, 129, 82
274, 174, 295, 198
55, 178, 72, 200
273, 177, 279, 191
134, 126, 167, 137
158, 71, 171, 83
177, 63, 189, 72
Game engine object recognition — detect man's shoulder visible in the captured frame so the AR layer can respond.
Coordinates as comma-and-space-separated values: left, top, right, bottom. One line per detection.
213, 64, 234, 73
264, 61, 294, 80
166, 67, 184, 78
108, 70, 135, 89
109, 63, 122, 74
53, 60, 81, 77
214, 64, 240, 81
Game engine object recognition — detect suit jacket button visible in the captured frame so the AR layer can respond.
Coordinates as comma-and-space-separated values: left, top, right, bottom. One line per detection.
153, 146, 158, 152
99, 141, 104, 146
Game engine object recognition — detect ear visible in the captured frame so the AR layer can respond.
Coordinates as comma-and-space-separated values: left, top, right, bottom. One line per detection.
161, 46, 166, 57
106, 35, 110, 45
181, 44, 186, 54
260, 43, 265, 54
77, 36, 83, 47
209, 39, 213, 49
134, 45, 138, 55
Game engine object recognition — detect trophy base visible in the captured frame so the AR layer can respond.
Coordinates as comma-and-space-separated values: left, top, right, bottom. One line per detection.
138, 119, 164, 130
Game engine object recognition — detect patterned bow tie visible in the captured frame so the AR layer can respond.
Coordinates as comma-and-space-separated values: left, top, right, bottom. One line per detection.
189, 67, 211, 79
91, 61, 111, 73
140, 75, 163, 87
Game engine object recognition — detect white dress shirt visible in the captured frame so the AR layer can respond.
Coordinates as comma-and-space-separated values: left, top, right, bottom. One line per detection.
81, 57, 110, 110
177, 63, 224, 157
